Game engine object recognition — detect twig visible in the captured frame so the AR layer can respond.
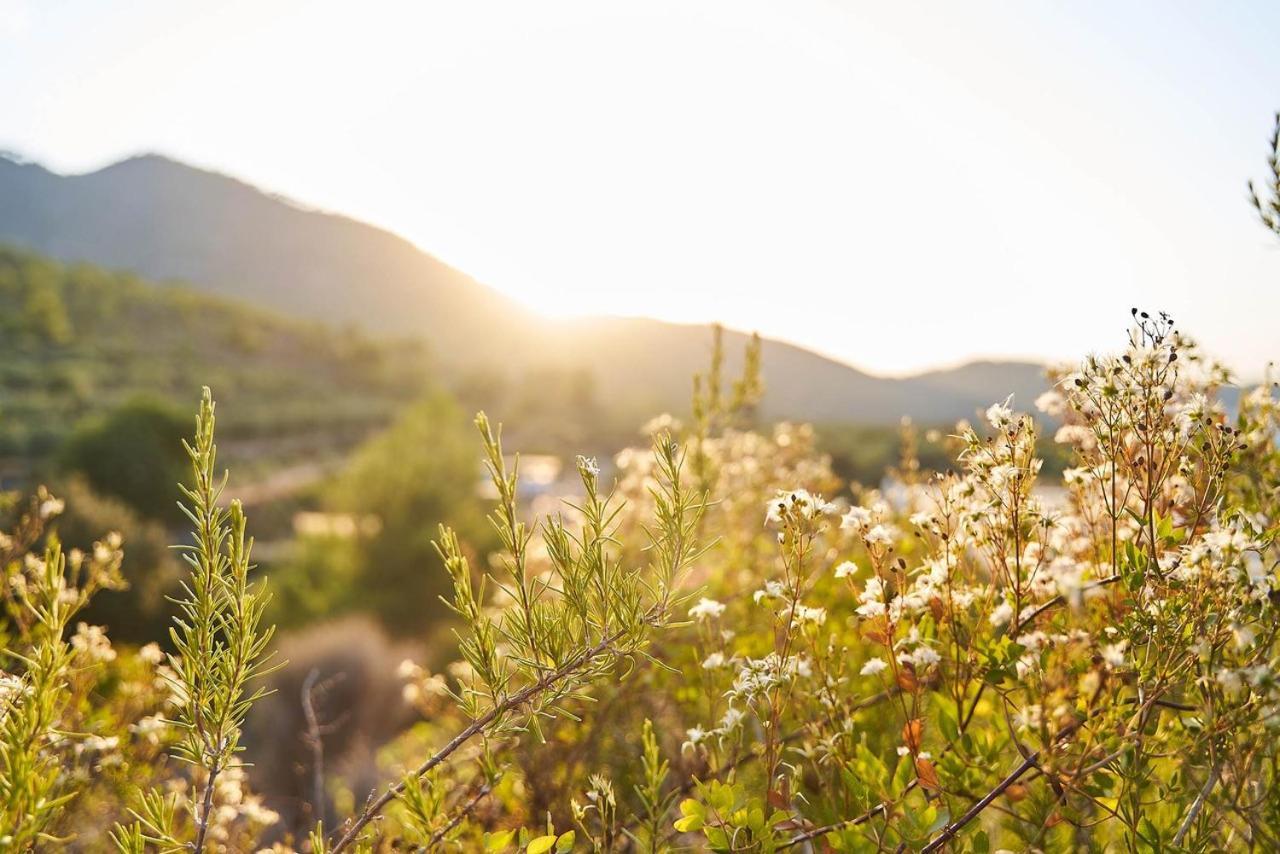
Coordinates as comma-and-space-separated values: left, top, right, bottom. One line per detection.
302, 668, 347, 829
1172, 758, 1222, 846
779, 797, 895, 849
418, 783, 494, 852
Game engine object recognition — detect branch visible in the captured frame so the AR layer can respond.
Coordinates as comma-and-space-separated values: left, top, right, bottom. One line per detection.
1172, 758, 1222, 846
920, 752, 1040, 853
330, 631, 624, 852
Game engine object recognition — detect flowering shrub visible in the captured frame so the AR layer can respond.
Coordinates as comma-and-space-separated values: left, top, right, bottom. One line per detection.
2, 313, 1279, 852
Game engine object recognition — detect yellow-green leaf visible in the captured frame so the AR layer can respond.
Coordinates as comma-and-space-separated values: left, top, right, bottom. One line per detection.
527, 835, 558, 854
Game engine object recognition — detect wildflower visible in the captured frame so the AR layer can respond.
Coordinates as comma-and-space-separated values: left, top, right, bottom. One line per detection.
720, 706, 745, 731
834, 560, 858, 579
38, 496, 65, 520
1217, 669, 1244, 696
908, 646, 941, 668
988, 600, 1014, 628
0, 672, 28, 705
682, 726, 709, 754
753, 580, 785, 605
1101, 640, 1127, 668
688, 597, 727, 621
856, 577, 887, 619
765, 489, 836, 526
138, 643, 164, 665
1013, 704, 1044, 731
640, 413, 683, 435
841, 506, 872, 533
792, 604, 827, 626
131, 714, 169, 745
701, 652, 727, 669
986, 396, 1014, 429
577, 455, 601, 477
860, 657, 888, 676
865, 524, 896, 547
1034, 389, 1065, 418
70, 623, 116, 663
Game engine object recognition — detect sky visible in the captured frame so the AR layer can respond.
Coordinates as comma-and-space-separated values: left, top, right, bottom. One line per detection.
2, 0, 1279, 376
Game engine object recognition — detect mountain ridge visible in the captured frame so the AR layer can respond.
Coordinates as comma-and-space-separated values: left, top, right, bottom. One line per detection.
0, 151, 1048, 424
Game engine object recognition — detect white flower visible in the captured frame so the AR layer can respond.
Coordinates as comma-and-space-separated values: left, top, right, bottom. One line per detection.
701, 652, 727, 669
38, 497, 65, 520
865, 525, 896, 547
1101, 640, 1127, 668
753, 580, 786, 605
577, 455, 601, 477
71, 623, 116, 663
130, 714, 168, 745
1232, 624, 1257, 650
138, 643, 164, 665
986, 396, 1014, 430
0, 672, 28, 705
840, 506, 872, 533
909, 646, 941, 668
856, 577, 887, 619
792, 605, 827, 626
988, 601, 1014, 628
688, 597, 727, 621
860, 657, 888, 676
1217, 669, 1244, 695
1034, 389, 1065, 418
834, 560, 858, 579
682, 726, 709, 754
720, 706, 745, 731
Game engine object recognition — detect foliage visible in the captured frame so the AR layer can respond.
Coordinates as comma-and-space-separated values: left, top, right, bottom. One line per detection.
3, 311, 1280, 851
1250, 111, 1280, 240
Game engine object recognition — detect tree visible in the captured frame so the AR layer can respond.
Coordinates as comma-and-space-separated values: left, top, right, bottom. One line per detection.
58, 397, 189, 524
322, 390, 492, 634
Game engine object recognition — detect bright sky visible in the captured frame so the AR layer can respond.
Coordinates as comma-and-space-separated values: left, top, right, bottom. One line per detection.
2, 1, 1279, 376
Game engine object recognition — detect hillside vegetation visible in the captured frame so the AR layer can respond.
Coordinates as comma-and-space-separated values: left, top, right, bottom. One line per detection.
0, 243, 433, 461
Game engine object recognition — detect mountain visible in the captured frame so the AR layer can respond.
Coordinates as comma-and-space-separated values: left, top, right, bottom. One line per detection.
0, 152, 1047, 425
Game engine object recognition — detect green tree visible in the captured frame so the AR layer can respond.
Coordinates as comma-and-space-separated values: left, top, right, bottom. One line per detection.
58, 397, 189, 524
320, 390, 492, 633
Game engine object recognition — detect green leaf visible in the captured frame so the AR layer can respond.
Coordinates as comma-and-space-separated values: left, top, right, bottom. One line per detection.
484, 829, 515, 852
527, 835, 557, 854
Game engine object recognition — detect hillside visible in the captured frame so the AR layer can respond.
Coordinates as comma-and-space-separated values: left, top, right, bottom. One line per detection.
0, 244, 432, 464
0, 152, 1048, 425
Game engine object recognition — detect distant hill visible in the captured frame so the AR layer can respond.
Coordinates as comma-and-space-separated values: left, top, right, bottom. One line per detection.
0, 152, 1047, 425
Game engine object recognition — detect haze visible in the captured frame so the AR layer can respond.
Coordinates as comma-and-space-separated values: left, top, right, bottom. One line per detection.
3, 0, 1279, 376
